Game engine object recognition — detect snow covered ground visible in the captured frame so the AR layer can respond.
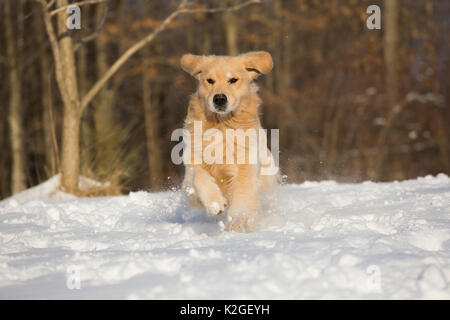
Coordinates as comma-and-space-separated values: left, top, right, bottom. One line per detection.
0, 174, 449, 299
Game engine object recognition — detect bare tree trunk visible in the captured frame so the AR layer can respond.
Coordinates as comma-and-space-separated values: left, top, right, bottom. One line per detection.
201, 14, 213, 54
142, 77, 164, 190
5, 0, 26, 194
325, 92, 349, 178
272, 0, 282, 93
93, 1, 116, 174
264, 0, 282, 93
57, 0, 82, 192
142, 3, 164, 190
222, 0, 239, 55
78, 4, 92, 174
281, 16, 292, 91
78, 39, 93, 173
373, 0, 399, 180
384, 0, 399, 107
34, 9, 57, 177
425, 0, 449, 173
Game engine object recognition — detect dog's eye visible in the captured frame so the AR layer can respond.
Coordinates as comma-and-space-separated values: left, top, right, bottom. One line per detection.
207, 78, 215, 84
228, 78, 238, 84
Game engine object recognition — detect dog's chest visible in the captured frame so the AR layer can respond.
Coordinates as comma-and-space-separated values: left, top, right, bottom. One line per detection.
202, 124, 260, 164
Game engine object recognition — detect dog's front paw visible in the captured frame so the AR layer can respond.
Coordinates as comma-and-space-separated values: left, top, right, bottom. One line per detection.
204, 193, 228, 215
225, 209, 257, 232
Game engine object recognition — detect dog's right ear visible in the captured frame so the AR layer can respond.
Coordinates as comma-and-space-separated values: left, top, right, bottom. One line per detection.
241, 51, 273, 80
181, 54, 203, 79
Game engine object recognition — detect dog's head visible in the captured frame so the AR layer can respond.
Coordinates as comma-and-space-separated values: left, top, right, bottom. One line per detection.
181, 51, 273, 115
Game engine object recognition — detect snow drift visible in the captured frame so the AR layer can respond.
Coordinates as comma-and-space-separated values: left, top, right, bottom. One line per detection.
0, 174, 449, 299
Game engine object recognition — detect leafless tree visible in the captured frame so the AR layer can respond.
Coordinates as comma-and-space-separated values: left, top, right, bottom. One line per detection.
4, 0, 26, 194
36, 0, 261, 192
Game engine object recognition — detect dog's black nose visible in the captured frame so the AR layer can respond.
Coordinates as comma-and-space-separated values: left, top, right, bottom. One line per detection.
213, 94, 227, 108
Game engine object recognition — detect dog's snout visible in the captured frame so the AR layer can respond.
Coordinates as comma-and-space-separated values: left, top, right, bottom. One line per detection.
213, 94, 227, 108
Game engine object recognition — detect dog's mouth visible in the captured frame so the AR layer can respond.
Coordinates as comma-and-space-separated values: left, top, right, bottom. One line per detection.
214, 104, 228, 113
208, 101, 233, 114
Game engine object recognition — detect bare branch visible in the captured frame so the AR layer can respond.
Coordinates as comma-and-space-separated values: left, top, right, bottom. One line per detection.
32, 0, 56, 10
73, 1, 108, 51
81, 0, 260, 110
49, 0, 106, 16
38, 0, 74, 112
80, 0, 186, 110
46, 0, 56, 10
181, 0, 261, 14
34, 1, 108, 54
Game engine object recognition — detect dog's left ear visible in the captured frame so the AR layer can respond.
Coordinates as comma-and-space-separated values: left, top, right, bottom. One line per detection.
180, 54, 203, 79
241, 51, 273, 80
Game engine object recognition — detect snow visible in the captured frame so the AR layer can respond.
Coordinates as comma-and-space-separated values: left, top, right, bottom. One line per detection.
6, 174, 108, 203
0, 174, 449, 299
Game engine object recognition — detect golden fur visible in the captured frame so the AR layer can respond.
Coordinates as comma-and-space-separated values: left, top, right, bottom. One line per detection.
180, 51, 278, 232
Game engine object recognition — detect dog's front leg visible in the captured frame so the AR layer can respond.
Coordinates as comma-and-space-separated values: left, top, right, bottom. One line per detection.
183, 166, 228, 215
225, 164, 260, 232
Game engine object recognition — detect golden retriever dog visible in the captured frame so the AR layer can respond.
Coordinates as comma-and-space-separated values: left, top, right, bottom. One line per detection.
180, 51, 278, 232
